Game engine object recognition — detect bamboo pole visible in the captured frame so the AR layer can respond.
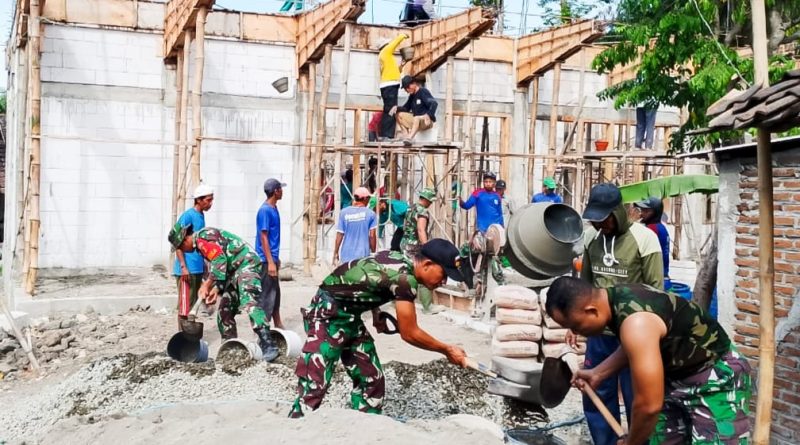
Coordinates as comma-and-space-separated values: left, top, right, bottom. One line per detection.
302, 63, 316, 275
333, 23, 353, 230
24, 0, 42, 295
172, 49, 185, 225
459, 39, 475, 243
528, 76, 539, 186
546, 62, 561, 176
353, 109, 362, 186
310, 44, 333, 263
445, 56, 455, 142
190, 7, 208, 192
178, 34, 191, 207
751, 0, 774, 441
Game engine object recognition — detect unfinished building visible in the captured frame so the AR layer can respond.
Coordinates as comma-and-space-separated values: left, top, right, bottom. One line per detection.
4, 0, 690, 310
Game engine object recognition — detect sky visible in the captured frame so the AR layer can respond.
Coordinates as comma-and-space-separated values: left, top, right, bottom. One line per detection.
0, 0, 616, 90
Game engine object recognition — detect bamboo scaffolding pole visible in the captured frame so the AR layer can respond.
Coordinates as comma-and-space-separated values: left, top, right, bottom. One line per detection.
445, 56, 455, 142
751, 0, 774, 441
528, 76, 539, 186
178, 33, 191, 207
333, 23, 353, 232
21, 29, 33, 281
352, 109, 362, 186
310, 44, 333, 263
24, 0, 42, 295
459, 39, 476, 243
302, 63, 316, 275
190, 7, 208, 192
172, 49, 185, 225
546, 62, 561, 176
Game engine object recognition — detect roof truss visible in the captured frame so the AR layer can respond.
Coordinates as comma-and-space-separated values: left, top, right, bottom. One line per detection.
516, 20, 603, 86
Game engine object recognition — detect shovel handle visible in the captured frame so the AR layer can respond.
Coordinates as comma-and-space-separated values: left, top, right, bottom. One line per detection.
582, 383, 626, 437
464, 357, 498, 378
189, 298, 204, 319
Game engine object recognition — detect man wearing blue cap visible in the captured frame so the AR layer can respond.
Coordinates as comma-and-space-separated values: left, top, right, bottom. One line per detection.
570, 182, 663, 445
459, 171, 504, 233
256, 178, 287, 329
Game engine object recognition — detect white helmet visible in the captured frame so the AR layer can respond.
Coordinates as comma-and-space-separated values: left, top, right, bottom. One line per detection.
377, 37, 391, 50
192, 184, 214, 199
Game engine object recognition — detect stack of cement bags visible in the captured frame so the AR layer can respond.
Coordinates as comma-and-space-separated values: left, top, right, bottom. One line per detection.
491, 285, 542, 358
539, 286, 586, 361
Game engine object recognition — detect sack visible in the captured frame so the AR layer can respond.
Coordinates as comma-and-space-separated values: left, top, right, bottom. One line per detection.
496, 308, 542, 325
494, 324, 543, 342
491, 339, 540, 358
541, 342, 587, 358
543, 327, 569, 342
493, 285, 539, 310
539, 286, 563, 328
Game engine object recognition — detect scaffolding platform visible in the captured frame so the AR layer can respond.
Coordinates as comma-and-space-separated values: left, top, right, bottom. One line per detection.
361, 141, 463, 150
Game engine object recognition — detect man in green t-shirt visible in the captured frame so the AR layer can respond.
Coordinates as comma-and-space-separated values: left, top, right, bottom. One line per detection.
289, 239, 467, 418
545, 276, 751, 445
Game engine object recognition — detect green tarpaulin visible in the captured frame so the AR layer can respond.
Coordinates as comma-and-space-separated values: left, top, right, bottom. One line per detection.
618, 175, 719, 203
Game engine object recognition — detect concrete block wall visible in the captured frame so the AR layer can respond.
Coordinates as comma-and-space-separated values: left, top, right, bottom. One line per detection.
201, 40, 296, 99
726, 152, 800, 445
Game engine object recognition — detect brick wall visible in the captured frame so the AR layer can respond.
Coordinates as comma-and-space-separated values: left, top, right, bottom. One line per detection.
733, 159, 800, 445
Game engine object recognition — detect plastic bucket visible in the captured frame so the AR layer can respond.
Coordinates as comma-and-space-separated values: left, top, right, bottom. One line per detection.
505, 203, 584, 280
669, 282, 692, 301
166, 332, 209, 363
218, 338, 263, 361
270, 328, 303, 358
271, 77, 289, 93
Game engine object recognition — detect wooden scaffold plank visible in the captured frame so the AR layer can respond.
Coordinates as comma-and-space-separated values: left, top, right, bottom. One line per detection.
295, 0, 365, 74
516, 19, 603, 86
163, 0, 215, 60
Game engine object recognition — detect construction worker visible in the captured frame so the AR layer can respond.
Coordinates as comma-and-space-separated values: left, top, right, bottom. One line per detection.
401, 187, 444, 314
395, 75, 438, 145
459, 171, 503, 233
334, 187, 378, 265
289, 239, 468, 418
256, 178, 286, 330
168, 223, 279, 361
634, 197, 671, 290
173, 184, 214, 326
531, 177, 563, 203
569, 183, 664, 445
377, 33, 410, 140
546, 277, 751, 445
368, 195, 408, 251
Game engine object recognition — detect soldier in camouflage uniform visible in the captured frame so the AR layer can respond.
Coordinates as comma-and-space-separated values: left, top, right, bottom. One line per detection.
399, 188, 443, 314
545, 277, 751, 445
168, 222, 278, 361
289, 239, 468, 418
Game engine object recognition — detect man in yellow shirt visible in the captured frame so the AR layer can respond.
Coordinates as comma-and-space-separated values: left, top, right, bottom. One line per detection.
378, 33, 409, 140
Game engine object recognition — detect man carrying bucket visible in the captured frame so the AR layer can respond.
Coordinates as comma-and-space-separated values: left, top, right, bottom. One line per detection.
289, 239, 468, 418
168, 223, 279, 362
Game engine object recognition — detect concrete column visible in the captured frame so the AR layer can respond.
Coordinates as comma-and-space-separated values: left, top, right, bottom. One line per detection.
716, 158, 740, 336
510, 88, 529, 208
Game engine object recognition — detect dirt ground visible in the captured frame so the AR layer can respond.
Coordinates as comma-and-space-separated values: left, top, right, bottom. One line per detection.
0, 271, 590, 444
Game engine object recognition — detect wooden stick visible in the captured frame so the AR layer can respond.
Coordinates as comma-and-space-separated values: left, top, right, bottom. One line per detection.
303, 64, 316, 275
528, 76, 539, 186
190, 7, 208, 192
751, 0, 774, 442
546, 62, 561, 176
561, 351, 625, 437
178, 33, 191, 208
352, 109, 361, 186
445, 56, 455, 142
333, 24, 352, 228
25, 0, 42, 295
310, 44, 333, 263
1, 300, 40, 372
172, 49, 185, 226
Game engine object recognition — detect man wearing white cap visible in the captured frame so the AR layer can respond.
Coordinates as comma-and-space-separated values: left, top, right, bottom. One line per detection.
173, 183, 214, 326
333, 187, 377, 265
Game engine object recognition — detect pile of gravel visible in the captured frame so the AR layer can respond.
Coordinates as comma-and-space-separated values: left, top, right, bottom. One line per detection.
1, 352, 550, 442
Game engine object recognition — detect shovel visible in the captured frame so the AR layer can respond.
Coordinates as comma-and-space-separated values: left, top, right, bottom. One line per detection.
465, 357, 498, 378
179, 299, 205, 341
558, 350, 626, 437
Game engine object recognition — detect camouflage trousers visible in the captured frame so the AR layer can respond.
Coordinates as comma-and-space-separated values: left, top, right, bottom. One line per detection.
650, 347, 752, 445
216, 266, 270, 339
289, 290, 385, 418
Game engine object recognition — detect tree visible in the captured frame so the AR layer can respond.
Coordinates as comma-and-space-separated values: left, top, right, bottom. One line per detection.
593, 0, 796, 152
537, 0, 613, 27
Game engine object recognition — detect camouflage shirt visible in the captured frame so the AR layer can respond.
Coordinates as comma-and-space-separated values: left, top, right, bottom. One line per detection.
320, 250, 418, 314
400, 203, 430, 251
608, 284, 731, 381
193, 227, 262, 283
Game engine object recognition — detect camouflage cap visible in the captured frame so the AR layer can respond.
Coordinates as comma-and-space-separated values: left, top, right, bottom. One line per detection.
168, 221, 191, 251
419, 187, 437, 202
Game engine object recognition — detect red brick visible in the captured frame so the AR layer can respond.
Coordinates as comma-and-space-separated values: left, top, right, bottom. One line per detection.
736, 301, 759, 313
738, 236, 757, 246
784, 251, 800, 261
737, 345, 759, 358
741, 169, 758, 178
735, 258, 759, 269
782, 205, 800, 212
740, 192, 754, 200
736, 269, 754, 278
775, 284, 797, 296
741, 180, 759, 189
774, 377, 796, 390
737, 325, 760, 336
776, 307, 790, 318
781, 391, 800, 406
775, 261, 797, 274
782, 180, 800, 188
735, 290, 755, 300
776, 238, 794, 248
776, 216, 797, 227
773, 167, 800, 178
774, 192, 796, 202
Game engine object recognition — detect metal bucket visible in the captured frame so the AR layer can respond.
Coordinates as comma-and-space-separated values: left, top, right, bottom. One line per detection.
218, 338, 263, 361
400, 47, 415, 61
270, 328, 303, 358
271, 76, 289, 93
505, 203, 584, 280
487, 356, 572, 408
166, 332, 209, 363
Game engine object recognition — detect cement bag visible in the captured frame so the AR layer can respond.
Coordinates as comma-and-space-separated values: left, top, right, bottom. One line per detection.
543, 327, 569, 342
492, 339, 540, 358
493, 285, 539, 310
496, 308, 542, 326
494, 324, 543, 342
542, 342, 588, 358
539, 287, 564, 328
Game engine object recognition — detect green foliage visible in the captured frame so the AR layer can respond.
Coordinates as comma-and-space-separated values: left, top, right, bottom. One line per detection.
0, 92, 5, 114
593, 0, 796, 153
537, 0, 613, 26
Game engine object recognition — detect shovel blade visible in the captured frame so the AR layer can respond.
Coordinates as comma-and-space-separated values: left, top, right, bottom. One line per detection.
179, 319, 204, 340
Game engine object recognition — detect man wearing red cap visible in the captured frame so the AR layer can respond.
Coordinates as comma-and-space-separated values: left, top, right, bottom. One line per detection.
334, 187, 378, 265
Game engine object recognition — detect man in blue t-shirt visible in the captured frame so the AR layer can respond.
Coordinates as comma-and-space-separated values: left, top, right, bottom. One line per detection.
174, 184, 214, 325
531, 177, 563, 203
256, 178, 286, 329
635, 196, 671, 289
334, 187, 378, 264
459, 171, 504, 233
